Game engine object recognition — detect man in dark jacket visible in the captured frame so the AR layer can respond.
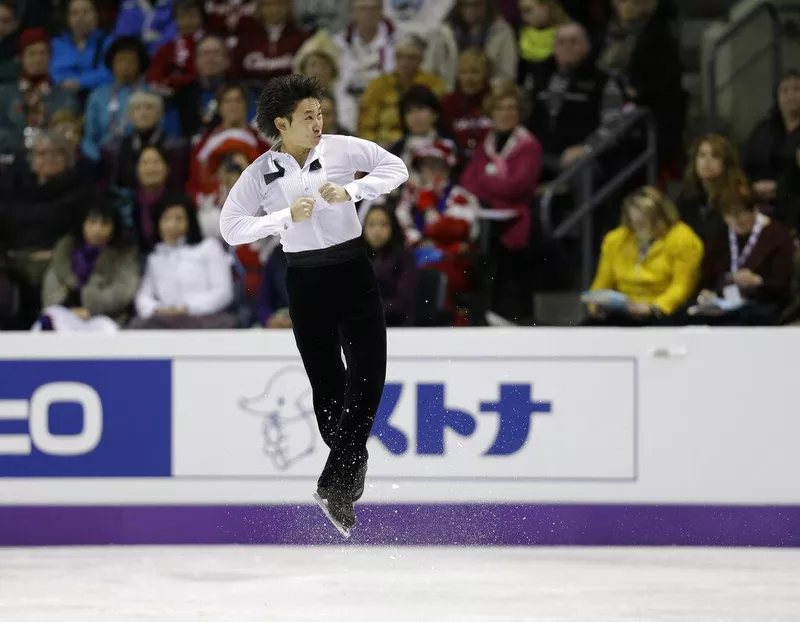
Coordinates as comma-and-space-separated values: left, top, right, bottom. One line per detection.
525, 22, 625, 180
0, 129, 89, 327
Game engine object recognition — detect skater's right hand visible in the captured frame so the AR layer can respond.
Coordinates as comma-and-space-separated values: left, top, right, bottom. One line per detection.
290, 197, 315, 223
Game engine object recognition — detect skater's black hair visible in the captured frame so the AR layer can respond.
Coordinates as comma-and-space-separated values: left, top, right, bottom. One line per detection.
255, 74, 327, 140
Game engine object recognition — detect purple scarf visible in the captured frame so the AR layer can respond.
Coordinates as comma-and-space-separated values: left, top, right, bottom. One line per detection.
137, 186, 165, 244
71, 244, 104, 286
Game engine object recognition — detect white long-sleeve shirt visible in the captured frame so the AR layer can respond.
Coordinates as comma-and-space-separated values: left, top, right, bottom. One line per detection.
219, 134, 409, 252
135, 238, 235, 319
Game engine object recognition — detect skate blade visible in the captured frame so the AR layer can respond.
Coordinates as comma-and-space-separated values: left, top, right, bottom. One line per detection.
313, 492, 351, 539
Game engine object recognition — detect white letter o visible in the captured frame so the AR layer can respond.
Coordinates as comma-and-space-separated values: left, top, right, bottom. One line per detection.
29, 383, 103, 456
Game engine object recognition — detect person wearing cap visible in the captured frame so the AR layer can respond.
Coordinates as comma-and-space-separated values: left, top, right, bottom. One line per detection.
357, 34, 447, 148
82, 35, 149, 161
50, 0, 113, 106
0, 27, 77, 153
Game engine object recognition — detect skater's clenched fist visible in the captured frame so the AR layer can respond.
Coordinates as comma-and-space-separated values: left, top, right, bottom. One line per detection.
290, 197, 315, 222
319, 182, 350, 203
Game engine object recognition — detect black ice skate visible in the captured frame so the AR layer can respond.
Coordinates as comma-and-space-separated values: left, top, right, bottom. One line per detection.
352, 460, 368, 502
313, 487, 357, 538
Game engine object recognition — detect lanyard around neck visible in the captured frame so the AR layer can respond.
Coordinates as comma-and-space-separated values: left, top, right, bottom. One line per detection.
729, 213, 766, 273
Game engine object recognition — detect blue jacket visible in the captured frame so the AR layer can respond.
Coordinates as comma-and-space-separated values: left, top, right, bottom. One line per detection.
82, 80, 144, 160
113, 0, 177, 56
82, 80, 181, 161
50, 30, 114, 92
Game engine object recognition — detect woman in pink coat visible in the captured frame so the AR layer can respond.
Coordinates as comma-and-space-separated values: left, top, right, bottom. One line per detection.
459, 82, 542, 323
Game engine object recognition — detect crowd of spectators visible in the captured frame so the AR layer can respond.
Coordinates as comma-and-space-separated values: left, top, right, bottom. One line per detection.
0, 0, 797, 331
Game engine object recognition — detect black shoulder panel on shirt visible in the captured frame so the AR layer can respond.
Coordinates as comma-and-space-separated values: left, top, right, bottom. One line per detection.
263, 161, 286, 186
309, 159, 322, 171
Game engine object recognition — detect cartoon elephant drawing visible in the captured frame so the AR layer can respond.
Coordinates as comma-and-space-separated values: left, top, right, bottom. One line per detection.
238, 367, 316, 471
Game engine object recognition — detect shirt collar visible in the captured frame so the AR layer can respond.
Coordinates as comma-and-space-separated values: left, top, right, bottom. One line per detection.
269, 136, 325, 166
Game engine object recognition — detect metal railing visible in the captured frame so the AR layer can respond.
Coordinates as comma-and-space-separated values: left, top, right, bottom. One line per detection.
707, 0, 783, 129
539, 107, 658, 288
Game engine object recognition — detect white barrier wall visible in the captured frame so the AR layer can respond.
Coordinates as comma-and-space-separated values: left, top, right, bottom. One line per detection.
0, 328, 798, 507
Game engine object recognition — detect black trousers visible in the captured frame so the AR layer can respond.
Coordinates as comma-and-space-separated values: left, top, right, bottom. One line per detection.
285, 249, 387, 491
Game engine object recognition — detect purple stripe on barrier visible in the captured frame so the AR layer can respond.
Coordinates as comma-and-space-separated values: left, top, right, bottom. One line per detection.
1, 504, 799, 547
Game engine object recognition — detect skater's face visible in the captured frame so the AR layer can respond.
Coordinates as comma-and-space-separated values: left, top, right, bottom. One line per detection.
83, 214, 114, 246
279, 97, 323, 148
695, 141, 723, 181
159, 205, 190, 244
363, 208, 392, 249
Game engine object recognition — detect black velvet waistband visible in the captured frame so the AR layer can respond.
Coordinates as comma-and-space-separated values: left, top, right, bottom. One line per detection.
284, 237, 366, 268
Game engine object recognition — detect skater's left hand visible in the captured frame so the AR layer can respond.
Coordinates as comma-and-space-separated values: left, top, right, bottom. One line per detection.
319, 182, 351, 203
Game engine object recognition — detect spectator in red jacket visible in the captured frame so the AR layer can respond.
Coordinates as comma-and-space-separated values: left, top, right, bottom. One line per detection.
146, 0, 205, 98
459, 82, 542, 322
439, 47, 492, 161
232, 0, 309, 88
203, 0, 254, 37
187, 82, 268, 202
172, 33, 231, 137
396, 139, 478, 318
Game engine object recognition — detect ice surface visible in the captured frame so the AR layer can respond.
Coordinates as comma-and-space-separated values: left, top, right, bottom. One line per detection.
1, 546, 799, 621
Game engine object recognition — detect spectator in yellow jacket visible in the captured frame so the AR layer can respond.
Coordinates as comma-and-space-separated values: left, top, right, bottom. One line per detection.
357, 35, 448, 148
582, 186, 703, 326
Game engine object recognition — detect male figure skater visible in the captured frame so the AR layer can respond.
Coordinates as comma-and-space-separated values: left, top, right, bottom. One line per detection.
219, 75, 409, 537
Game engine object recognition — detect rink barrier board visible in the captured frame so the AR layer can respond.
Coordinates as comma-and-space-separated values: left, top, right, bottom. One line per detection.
1, 504, 799, 547
1, 329, 800, 546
